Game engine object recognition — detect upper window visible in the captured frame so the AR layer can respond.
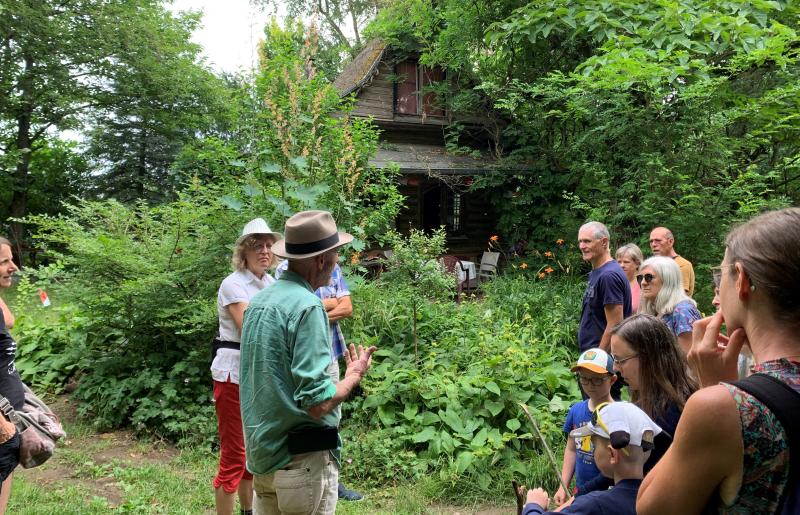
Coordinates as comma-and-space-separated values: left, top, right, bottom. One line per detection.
394, 60, 445, 117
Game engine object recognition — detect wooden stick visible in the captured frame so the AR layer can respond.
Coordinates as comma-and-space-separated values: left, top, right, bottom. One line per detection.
518, 402, 570, 496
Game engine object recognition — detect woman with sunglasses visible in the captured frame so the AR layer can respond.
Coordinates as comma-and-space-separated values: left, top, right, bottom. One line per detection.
637, 256, 701, 354
638, 207, 800, 514
576, 314, 696, 498
212, 218, 281, 515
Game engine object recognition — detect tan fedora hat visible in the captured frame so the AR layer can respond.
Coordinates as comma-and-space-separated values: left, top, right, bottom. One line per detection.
272, 210, 353, 259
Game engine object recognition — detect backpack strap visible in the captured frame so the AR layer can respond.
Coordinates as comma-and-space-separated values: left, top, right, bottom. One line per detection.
731, 373, 800, 514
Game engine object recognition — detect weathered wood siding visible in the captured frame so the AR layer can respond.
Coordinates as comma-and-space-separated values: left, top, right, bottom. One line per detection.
351, 61, 394, 121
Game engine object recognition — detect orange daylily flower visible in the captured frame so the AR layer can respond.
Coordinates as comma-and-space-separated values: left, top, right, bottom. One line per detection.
545, 266, 554, 274
556, 239, 565, 245
520, 262, 528, 269
350, 252, 361, 265
544, 251, 553, 258
538, 272, 546, 279
489, 235, 499, 242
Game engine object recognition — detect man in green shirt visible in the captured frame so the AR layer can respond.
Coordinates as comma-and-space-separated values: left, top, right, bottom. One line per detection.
239, 210, 376, 515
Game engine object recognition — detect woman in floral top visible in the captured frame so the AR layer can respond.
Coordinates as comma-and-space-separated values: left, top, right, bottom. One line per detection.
638, 207, 800, 514
637, 256, 701, 354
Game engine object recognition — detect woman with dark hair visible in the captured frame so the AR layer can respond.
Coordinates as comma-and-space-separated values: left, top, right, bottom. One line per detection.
574, 313, 697, 499
212, 219, 281, 515
610, 314, 697, 466
638, 207, 800, 514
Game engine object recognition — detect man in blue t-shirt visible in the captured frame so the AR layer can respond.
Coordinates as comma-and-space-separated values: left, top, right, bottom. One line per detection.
577, 222, 632, 353
576, 222, 631, 401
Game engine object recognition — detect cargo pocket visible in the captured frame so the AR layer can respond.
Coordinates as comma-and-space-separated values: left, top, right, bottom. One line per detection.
273, 466, 315, 514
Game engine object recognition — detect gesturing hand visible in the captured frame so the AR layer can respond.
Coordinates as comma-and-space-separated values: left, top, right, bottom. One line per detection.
688, 311, 746, 387
526, 487, 550, 509
344, 343, 377, 381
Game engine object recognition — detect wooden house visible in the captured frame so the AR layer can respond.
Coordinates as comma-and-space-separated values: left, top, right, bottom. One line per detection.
333, 39, 512, 257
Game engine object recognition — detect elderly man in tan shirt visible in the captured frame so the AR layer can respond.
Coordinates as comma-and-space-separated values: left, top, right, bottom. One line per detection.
649, 227, 695, 297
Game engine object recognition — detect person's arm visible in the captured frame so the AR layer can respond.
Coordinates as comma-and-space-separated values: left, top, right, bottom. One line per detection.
676, 331, 692, 355
598, 304, 623, 351
226, 302, 248, 333
307, 343, 376, 419
554, 438, 576, 505
325, 295, 352, 322
637, 386, 742, 514
0, 298, 13, 329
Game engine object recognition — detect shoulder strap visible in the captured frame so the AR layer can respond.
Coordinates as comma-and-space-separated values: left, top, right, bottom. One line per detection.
731, 373, 800, 514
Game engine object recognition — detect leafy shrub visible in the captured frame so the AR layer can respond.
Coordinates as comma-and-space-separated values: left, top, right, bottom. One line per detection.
342, 274, 585, 497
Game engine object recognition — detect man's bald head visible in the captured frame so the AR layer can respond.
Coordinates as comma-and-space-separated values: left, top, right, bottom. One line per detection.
649, 227, 675, 257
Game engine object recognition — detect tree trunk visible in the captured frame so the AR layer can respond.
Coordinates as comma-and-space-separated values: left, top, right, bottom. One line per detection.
8, 54, 35, 265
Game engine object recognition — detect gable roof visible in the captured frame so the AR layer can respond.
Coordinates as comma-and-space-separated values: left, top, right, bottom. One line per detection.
333, 39, 387, 97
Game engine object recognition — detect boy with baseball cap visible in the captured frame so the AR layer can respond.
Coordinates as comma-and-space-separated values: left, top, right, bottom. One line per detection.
521, 402, 661, 515
552, 349, 617, 505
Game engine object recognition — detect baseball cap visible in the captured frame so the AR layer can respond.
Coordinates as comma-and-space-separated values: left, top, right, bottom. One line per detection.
571, 348, 614, 375
570, 401, 662, 450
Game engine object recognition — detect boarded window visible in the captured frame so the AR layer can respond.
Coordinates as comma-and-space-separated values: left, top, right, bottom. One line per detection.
395, 60, 418, 114
394, 60, 445, 116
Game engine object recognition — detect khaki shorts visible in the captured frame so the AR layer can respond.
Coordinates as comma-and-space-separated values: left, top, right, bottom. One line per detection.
253, 451, 338, 515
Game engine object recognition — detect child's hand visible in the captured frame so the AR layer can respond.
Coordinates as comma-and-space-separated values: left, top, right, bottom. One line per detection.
526, 487, 549, 507
554, 485, 569, 505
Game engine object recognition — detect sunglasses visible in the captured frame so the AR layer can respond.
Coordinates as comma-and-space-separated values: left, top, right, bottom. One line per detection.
636, 273, 656, 284
576, 374, 611, 386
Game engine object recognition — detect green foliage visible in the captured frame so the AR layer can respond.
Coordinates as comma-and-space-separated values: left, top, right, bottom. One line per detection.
368, 0, 800, 272
342, 275, 584, 497
20, 186, 257, 443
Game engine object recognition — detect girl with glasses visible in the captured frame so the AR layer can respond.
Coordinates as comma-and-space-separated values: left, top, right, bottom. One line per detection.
576, 314, 696, 499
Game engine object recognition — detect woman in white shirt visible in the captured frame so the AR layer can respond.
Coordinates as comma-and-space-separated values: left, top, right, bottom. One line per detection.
212, 218, 280, 515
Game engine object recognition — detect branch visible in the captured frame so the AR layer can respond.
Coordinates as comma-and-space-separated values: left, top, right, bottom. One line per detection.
316, 0, 353, 52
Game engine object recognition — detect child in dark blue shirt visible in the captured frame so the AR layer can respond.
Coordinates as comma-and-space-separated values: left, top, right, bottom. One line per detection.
554, 349, 617, 505
522, 402, 661, 515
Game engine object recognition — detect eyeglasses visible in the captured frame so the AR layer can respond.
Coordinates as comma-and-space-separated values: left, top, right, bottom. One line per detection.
249, 241, 273, 251
576, 374, 612, 386
636, 273, 656, 284
611, 353, 639, 365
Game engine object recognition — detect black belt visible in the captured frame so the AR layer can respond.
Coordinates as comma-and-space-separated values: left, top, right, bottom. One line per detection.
287, 425, 338, 455
210, 338, 239, 364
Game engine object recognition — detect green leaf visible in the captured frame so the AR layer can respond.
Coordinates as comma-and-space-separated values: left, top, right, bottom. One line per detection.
454, 451, 475, 474
220, 195, 242, 211
506, 418, 522, 432
412, 426, 437, 443
439, 408, 465, 433
486, 400, 505, 417
377, 405, 396, 426
485, 381, 501, 396
260, 163, 281, 174
290, 156, 308, 170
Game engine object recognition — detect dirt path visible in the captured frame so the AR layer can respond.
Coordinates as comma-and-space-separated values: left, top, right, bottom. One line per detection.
16, 396, 180, 509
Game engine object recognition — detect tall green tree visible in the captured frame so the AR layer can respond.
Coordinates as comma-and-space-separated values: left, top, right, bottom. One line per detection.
85, 4, 231, 202
0, 0, 227, 256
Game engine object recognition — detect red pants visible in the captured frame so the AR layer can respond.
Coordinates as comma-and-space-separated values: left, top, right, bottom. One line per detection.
213, 380, 253, 493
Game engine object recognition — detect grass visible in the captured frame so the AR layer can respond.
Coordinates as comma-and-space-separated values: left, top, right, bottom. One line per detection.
9, 415, 516, 514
